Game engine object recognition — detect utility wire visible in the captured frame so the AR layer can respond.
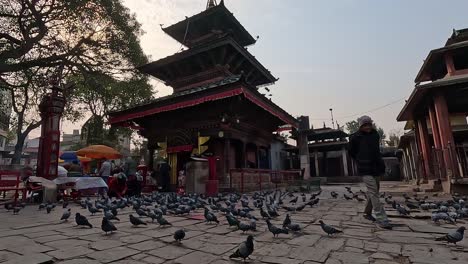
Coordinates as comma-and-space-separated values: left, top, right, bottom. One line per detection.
309, 97, 406, 121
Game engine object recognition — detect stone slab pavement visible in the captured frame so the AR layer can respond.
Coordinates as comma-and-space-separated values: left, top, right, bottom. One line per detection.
0, 182, 467, 264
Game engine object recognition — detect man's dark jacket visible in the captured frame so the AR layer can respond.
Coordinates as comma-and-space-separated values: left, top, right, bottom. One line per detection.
348, 130, 385, 176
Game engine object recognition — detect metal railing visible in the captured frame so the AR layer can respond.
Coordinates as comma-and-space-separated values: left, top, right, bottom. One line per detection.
229, 168, 302, 192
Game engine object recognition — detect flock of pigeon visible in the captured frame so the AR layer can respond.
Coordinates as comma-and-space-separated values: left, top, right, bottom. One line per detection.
3, 187, 467, 261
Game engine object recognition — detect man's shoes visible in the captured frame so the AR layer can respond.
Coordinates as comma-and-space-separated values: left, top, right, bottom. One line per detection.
376, 220, 393, 230
363, 214, 376, 222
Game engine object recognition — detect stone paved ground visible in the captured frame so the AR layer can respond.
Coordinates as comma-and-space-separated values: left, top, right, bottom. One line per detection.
1, 182, 467, 264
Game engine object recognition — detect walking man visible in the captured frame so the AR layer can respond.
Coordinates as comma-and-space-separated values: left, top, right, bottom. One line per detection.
349, 115, 391, 230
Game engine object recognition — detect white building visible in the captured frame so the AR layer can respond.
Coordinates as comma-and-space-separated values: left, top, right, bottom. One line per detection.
61, 129, 82, 151
0, 88, 12, 159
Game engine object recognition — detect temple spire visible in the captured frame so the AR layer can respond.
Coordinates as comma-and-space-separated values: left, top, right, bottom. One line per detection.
206, 0, 217, 10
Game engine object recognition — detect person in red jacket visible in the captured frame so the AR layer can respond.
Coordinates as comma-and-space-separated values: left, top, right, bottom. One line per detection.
107, 173, 128, 198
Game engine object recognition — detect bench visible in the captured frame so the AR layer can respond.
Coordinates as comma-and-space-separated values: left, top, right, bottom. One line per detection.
0, 170, 27, 205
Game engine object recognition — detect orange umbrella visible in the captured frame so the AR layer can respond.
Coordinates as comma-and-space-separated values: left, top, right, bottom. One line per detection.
76, 145, 122, 160
78, 156, 92, 162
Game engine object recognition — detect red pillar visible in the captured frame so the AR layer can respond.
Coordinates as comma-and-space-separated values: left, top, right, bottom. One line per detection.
205, 156, 219, 196
416, 119, 431, 181
433, 92, 457, 178
444, 53, 456, 76
428, 104, 441, 149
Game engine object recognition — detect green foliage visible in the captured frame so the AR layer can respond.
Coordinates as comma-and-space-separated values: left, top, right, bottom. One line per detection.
0, 0, 152, 163
345, 120, 359, 134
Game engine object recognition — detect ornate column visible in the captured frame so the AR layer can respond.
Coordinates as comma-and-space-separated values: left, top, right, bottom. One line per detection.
37, 79, 66, 180
415, 119, 431, 182
434, 92, 457, 179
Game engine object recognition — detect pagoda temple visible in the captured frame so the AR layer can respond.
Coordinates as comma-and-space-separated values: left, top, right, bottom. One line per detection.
109, 0, 298, 192
398, 28, 468, 193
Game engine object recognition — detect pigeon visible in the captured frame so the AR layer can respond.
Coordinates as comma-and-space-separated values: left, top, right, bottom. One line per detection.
88, 205, 101, 215
75, 213, 93, 228
136, 208, 148, 217
435, 226, 465, 244
283, 214, 292, 228
266, 219, 289, 237
157, 215, 172, 227
286, 222, 302, 232
396, 204, 410, 216
62, 201, 69, 209
129, 214, 147, 226
104, 210, 120, 221
101, 217, 117, 234
330, 191, 338, 199
290, 196, 298, 204
38, 203, 46, 210
260, 207, 271, 219
343, 194, 353, 200
237, 221, 254, 233
249, 219, 257, 231
226, 214, 240, 228
319, 220, 342, 236
46, 204, 54, 214
296, 204, 308, 211
61, 209, 71, 221
174, 229, 186, 243
354, 195, 365, 202
204, 208, 219, 224
432, 212, 455, 224
147, 210, 158, 222
345, 186, 353, 193
12, 207, 21, 215
229, 235, 254, 261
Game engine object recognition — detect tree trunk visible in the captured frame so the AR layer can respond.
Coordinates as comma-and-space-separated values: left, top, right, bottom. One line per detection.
11, 133, 27, 165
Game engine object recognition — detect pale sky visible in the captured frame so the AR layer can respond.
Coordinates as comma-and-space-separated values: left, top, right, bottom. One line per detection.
36, 0, 468, 139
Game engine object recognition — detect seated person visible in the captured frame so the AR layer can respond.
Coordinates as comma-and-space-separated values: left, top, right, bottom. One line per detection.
68, 160, 82, 175
107, 173, 127, 198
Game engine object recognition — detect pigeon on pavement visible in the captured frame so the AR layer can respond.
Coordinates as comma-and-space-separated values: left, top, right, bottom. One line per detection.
319, 220, 342, 236
129, 214, 147, 226
101, 217, 117, 234
226, 214, 240, 228
229, 235, 254, 261
75, 213, 93, 228
330, 191, 338, 199
204, 208, 219, 224
435, 226, 465, 244
61, 209, 71, 221
88, 205, 101, 216
157, 215, 172, 227
104, 210, 120, 221
266, 219, 289, 237
174, 229, 186, 243
283, 214, 292, 228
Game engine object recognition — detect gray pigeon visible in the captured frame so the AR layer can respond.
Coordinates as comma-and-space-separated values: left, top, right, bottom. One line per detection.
88, 205, 101, 215
101, 217, 117, 234
148, 211, 158, 222
75, 213, 93, 228
136, 208, 148, 217
104, 210, 120, 221
266, 219, 289, 237
157, 215, 172, 227
204, 208, 219, 224
431, 212, 455, 224
61, 209, 71, 221
319, 220, 342, 236
229, 235, 254, 261
129, 214, 147, 226
174, 229, 185, 243
435, 226, 465, 244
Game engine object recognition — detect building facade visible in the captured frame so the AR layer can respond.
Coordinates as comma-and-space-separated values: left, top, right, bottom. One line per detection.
398, 28, 468, 193
109, 1, 298, 192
